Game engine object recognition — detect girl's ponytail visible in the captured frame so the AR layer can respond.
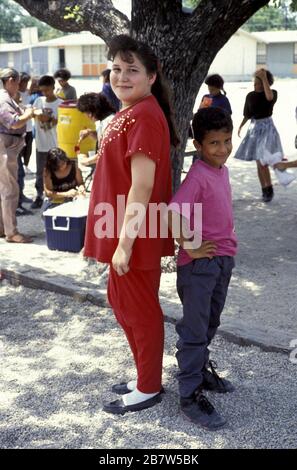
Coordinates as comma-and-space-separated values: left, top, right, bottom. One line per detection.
151, 72, 180, 147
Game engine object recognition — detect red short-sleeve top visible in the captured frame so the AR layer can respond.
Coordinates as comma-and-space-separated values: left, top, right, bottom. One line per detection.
84, 95, 174, 269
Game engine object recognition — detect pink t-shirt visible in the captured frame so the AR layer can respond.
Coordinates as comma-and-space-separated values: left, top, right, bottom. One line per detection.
169, 159, 237, 266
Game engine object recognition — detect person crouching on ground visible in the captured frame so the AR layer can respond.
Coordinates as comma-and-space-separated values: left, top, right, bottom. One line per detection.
42, 147, 85, 212
168, 107, 237, 430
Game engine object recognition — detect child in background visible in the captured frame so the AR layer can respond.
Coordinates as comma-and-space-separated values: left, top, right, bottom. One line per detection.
76, 92, 115, 166
199, 74, 232, 114
54, 68, 77, 101
168, 107, 237, 430
235, 69, 284, 202
31, 75, 63, 209
42, 147, 85, 212
101, 68, 121, 112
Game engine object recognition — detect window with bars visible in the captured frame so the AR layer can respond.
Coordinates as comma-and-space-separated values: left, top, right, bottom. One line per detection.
257, 42, 266, 64
82, 45, 107, 64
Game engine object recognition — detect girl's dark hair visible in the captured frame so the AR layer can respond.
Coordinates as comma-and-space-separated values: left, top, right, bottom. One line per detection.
254, 69, 274, 86
192, 107, 233, 144
46, 147, 70, 174
54, 68, 71, 81
77, 92, 115, 120
205, 74, 226, 95
107, 34, 179, 147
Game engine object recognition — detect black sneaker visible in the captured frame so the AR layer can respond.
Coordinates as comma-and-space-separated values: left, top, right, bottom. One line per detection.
16, 206, 33, 216
31, 196, 43, 209
20, 194, 33, 204
262, 185, 274, 203
180, 388, 226, 430
202, 360, 235, 393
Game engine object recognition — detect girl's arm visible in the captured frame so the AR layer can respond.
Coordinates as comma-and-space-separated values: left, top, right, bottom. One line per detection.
238, 117, 249, 137
43, 170, 78, 199
112, 154, 156, 276
256, 69, 274, 101
274, 160, 297, 170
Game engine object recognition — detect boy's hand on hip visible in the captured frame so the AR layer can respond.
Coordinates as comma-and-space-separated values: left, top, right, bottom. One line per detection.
185, 240, 217, 259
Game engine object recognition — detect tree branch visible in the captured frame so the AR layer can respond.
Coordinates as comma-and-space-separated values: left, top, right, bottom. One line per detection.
13, 0, 130, 41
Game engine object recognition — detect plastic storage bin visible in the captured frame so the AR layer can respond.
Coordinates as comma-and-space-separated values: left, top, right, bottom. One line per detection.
43, 198, 89, 253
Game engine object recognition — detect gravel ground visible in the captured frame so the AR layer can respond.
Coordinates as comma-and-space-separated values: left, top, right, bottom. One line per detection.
0, 282, 296, 449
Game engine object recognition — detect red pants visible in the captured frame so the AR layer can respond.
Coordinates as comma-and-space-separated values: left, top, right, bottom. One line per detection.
107, 265, 164, 393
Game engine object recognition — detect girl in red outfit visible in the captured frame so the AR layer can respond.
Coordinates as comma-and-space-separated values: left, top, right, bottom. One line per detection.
84, 35, 179, 415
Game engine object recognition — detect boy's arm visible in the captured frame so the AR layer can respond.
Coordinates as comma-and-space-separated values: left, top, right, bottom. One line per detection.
167, 210, 217, 259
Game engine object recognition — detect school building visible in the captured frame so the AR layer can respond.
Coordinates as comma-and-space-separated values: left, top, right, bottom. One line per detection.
252, 31, 297, 78
0, 29, 108, 77
208, 29, 262, 82
1, 28, 296, 81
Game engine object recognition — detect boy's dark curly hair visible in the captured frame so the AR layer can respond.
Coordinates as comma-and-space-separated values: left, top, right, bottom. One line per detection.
54, 68, 71, 81
192, 107, 233, 144
77, 92, 115, 120
38, 75, 55, 88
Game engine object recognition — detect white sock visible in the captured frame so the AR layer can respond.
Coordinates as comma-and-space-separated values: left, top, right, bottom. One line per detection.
122, 387, 158, 406
127, 379, 137, 391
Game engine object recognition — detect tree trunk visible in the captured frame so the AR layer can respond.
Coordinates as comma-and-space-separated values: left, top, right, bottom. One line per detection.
14, 0, 270, 190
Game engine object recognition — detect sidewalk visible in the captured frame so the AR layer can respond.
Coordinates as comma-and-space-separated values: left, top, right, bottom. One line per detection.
1, 154, 297, 353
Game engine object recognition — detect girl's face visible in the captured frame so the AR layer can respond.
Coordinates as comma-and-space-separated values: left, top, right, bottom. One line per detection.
254, 77, 263, 92
57, 160, 68, 171
110, 52, 156, 108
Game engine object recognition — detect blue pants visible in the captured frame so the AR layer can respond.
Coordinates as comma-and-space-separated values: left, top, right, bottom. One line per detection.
176, 256, 235, 398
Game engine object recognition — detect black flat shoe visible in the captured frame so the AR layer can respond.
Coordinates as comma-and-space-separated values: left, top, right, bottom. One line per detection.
112, 382, 165, 395
103, 393, 163, 415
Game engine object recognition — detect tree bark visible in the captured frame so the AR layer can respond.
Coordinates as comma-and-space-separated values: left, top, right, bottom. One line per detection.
14, 0, 270, 190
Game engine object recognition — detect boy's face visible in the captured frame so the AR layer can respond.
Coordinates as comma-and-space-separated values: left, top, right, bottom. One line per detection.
40, 85, 55, 99
57, 79, 67, 87
194, 129, 232, 169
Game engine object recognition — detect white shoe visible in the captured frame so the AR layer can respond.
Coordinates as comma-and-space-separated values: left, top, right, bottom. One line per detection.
274, 169, 296, 186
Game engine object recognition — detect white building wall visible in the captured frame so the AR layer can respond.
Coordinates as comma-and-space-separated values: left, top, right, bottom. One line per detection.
65, 46, 83, 76
208, 32, 257, 81
47, 47, 59, 74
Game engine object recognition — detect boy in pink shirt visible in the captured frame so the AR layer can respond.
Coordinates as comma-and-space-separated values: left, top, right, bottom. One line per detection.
168, 107, 237, 430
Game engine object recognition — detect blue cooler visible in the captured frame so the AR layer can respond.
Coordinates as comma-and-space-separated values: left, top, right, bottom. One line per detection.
43, 198, 89, 253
